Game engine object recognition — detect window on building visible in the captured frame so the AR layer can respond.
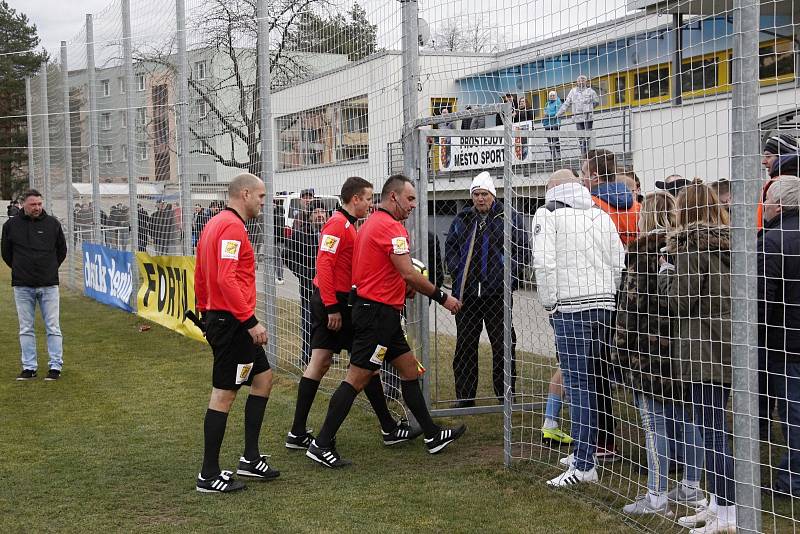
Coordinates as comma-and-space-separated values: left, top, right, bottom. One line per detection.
197, 99, 208, 119
121, 111, 127, 128
136, 107, 146, 129
101, 145, 113, 163
119, 77, 126, 94
101, 79, 110, 97
681, 55, 720, 94
137, 142, 148, 161
633, 66, 670, 103
121, 144, 128, 162
760, 39, 795, 83
101, 113, 111, 130
136, 73, 145, 91
198, 173, 210, 182
194, 60, 207, 80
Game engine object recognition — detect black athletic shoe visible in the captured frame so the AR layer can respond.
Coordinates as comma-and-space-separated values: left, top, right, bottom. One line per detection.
196, 470, 246, 493
16, 369, 36, 381
306, 440, 352, 469
285, 429, 315, 450
236, 455, 280, 480
382, 419, 423, 446
45, 369, 61, 381
425, 424, 467, 454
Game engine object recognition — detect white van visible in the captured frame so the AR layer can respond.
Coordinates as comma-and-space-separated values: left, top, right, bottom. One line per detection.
273, 192, 341, 240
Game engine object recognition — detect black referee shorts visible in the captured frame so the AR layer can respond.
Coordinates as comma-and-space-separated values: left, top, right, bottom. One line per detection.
205, 310, 270, 391
349, 298, 411, 372
309, 288, 353, 354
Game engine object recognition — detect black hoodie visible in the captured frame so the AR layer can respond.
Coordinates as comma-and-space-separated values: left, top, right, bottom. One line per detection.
1, 209, 67, 287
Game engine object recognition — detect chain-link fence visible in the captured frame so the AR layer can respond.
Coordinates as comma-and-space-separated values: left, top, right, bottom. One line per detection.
8, 0, 800, 531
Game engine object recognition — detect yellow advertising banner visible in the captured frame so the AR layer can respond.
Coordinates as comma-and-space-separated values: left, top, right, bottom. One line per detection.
135, 252, 206, 343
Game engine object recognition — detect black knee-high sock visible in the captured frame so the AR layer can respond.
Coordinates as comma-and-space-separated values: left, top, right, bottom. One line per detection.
401, 379, 439, 438
315, 381, 358, 448
201, 408, 229, 479
291, 377, 320, 435
243, 395, 268, 460
363, 374, 396, 432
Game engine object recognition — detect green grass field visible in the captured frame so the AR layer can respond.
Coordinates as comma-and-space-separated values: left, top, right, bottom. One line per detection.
0, 264, 639, 533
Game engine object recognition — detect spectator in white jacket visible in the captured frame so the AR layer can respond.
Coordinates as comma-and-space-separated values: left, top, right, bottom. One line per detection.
557, 75, 600, 157
532, 169, 625, 488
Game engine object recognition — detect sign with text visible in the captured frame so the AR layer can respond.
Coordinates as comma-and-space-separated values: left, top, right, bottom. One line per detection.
438, 120, 538, 172
135, 252, 205, 343
82, 243, 135, 312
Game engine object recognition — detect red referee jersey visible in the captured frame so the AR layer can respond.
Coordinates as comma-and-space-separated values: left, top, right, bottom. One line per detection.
195, 208, 258, 328
313, 207, 358, 312
352, 209, 410, 310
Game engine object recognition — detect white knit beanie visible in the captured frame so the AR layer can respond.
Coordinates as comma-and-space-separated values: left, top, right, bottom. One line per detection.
470, 171, 496, 197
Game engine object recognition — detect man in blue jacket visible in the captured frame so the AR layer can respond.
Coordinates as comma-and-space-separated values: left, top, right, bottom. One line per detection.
1, 189, 68, 381
759, 176, 800, 498
445, 172, 529, 407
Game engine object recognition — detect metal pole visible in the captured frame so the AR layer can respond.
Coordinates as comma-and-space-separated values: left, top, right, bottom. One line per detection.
400, 0, 419, 180
501, 101, 513, 468
671, 13, 683, 106
418, 131, 431, 408
175, 0, 192, 256
86, 14, 102, 244
730, 0, 762, 532
25, 77, 34, 189
61, 42, 75, 290
122, 0, 138, 258
40, 63, 52, 211
257, 0, 278, 368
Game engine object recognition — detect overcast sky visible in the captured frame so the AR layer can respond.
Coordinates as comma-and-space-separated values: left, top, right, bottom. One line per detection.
14, 0, 631, 57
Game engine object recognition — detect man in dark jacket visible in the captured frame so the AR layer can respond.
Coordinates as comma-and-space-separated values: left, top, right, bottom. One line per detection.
284, 201, 328, 367
137, 204, 149, 252
1, 189, 68, 381
759, 176, 800, 497
445, 171, 529, 407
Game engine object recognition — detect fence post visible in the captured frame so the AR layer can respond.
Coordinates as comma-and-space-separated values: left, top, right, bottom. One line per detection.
61, 42, 75, 290
502, 101, 513, 468
25, 77, 34, 189
175, 0, 192, 256
257, 0, 278, 368
85, 14, 101, 244
730, 0, 762, 532
39, 62, 51, 211
122, 0, 139, 258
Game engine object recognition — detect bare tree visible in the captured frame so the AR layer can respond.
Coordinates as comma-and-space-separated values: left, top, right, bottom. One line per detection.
429, 18, 504, 53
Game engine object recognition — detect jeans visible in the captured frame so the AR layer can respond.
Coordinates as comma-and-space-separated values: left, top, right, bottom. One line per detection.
766, 358, 800, 495
689, 382, 735, 506
575, 117, 594, 157
550, 309, 612, 471
636, 393, 703, 493
14, 286, 63, 372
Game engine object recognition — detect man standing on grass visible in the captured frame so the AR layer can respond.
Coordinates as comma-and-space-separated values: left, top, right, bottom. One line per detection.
306, 174, 466, 468
286, 176, 421, 451
1, 189, 67, 381
194, 173, 279, 493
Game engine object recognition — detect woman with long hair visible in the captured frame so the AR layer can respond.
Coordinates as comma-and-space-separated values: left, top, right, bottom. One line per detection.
659, 183, 734, 533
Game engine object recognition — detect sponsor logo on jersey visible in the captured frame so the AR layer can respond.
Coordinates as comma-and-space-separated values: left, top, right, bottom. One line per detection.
235, 363, 253, 384
320, 234, 341, 254
221, 240, 241, 260
369, 345, 388, 366
391, 236, 410, 255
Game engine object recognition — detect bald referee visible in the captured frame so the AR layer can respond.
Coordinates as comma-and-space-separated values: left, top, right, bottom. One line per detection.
194, 173, 279, 493
306, 174, 466, 468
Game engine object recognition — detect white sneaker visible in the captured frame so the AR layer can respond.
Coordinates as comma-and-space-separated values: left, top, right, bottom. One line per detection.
678, 507, 716, 528
667, 484, 708, 508
546, 466, 598, 487
559, 453, 596, 469
276, 278, 284, 285
621, 494, 674, 517
688, 517, 737, 534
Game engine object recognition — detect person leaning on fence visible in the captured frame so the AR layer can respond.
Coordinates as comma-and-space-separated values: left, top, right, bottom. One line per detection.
445, 171, 529, 408
461, 105, 485, 130
556, 75, 599, 157
286, 176, 421, 452
194, 173, 279, 494
531, 170, 625, 487
283, 201, 329, 368
1, 189, 67, 381
758, 176, 800, 499
305, 174, 466, 468
612, 190, 707, 516
757, 133, 800, 230
542, 91, 562, 161
658, 183, 735, 532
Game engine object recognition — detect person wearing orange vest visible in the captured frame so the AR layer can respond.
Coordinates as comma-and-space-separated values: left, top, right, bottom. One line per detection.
582, 149, 641, 247
757, 133, 799, 230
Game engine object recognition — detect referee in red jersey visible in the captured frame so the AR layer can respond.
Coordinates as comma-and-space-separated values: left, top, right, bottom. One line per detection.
306, 174, 466, 468
286, 177, 421, 451
194, 173, 279, 493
